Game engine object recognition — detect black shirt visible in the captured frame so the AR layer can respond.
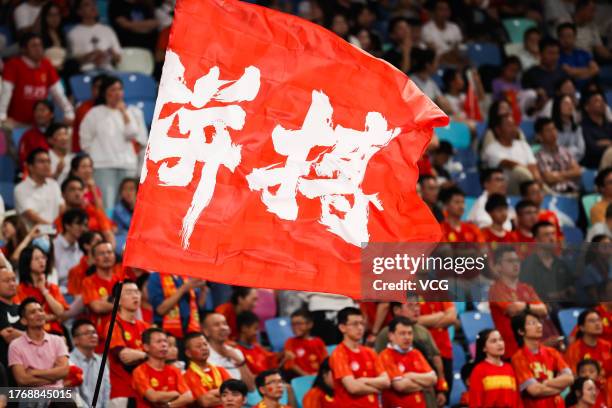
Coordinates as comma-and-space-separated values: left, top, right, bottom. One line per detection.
109, 0, 157, 50
522, 65, 567, 97
0, 300, 24, 386
581, 115, 612, 169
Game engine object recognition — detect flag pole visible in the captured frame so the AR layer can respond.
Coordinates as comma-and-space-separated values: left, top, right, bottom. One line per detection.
92, 280, 123, 408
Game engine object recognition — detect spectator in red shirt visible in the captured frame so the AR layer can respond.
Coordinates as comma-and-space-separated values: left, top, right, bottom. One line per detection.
511, 200, 538, 259
220, 379, 249, 408
235, 311, 279, 376
283, 309, 327, 379
252, 369, 295, 408
17, 100, 54, 169
481, 193, 516, 244
69, 154, 104, 209
215, 287, 258, 341
439, 186, 485, 243
0, 33, 74, 127
520, 180, 564, 240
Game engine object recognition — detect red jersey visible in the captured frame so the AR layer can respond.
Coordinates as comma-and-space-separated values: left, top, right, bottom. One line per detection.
82, 270, 123, 351
419, 302, 454, 359
183, 362, 230, 407
360, 302, 393, 333
132, 362, 190, 408
482, 227, 517, 244
253, 402, 290, 408
284, 336, 327, 375
329, 342, 384, 408
67, 256, 88, 296
538, 210, 564, 241
511, 345, 570, 408
489, 280, 543, 359
303, 388, 336, 408
468, 360, 521, 408
14, 282, 68, 335
235, 342, 277, 375
72, 99, 94, 152
108, 315, 150, 399
2, 56, 60, 124
510, 229, 535, 259
18, 127, 48, 168
596, 305, 612, 343
377, 347, 432, 408
441, 221, 485, 243
215, 303, 237, 340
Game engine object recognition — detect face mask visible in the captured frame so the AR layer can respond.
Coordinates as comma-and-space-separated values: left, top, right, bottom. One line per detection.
33, 236, 51, 254
389, 343, 412, 354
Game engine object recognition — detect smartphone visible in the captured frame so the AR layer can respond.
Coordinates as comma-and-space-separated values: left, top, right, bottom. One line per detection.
38, 224, 57, 235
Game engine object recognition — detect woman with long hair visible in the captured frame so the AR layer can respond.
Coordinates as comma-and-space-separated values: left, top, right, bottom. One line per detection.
39, 2, 67, 70
69, 153, 103, 209
551, 94, 585, 163
215, 287, 259, 340
468, 329, 521, 408
1, 215, 30, 264
303, 358, 334, 408
79, 75, 148, 209
565, 377, 602, 408
15, 245, 68, 335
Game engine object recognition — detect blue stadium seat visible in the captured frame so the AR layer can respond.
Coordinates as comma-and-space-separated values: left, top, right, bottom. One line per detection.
582, 194, 600, 226
96, 0, 109, 24
264, 317, 293, 352
456, 170, 482, 197
606, 90, 612, 106
433, 69, 444, 90
117, 72, 158, 100
450, 372, 467, 407
502, 18, 537, 44
476, 121, 488, 140
543, 195, 579, 223
11, 127, 26, 148
461, 196, 476, 221
459, 311, 494, 344
599, 65, 612, 88
455, 148, 477, 171
0, 156, 15, 182
291, 375, 315, 408
326, 344, 337, 355
127, 99, 157, 127
562, 226, 583, 244
0, 25, 12, 46
435, 121, 471, 149
520, 120, 535, 143
558, 308, 584, 337
582, 168, 596, 193
70, 73, 96, 102
467, 43, 502, 67
452, 342, 466, 374
0, 182, 14, 209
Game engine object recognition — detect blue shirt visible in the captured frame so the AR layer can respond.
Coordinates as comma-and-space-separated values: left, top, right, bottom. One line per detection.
111, 201, 133, 234
70, 348, 110, 407
147, 273, 200, 332
559, 48, 592, 69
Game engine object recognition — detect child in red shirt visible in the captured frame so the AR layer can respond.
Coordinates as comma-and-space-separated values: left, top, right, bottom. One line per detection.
481, 193, 517, 245
132, 328, 193, 408
283, 309, 327, 378
577, 359, 609, 408
17, 100, 53, 168
303, 358, 336, 408
234, 311, 279, 375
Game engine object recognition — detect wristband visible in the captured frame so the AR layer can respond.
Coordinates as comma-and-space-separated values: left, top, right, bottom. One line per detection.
436, 377, 448, 392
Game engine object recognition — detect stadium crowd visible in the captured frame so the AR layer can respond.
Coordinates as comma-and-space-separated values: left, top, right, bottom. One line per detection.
0, 0, 611, 407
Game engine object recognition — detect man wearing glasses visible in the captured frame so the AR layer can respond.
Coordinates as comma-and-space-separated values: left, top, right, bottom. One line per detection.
489, 246, 548, 359
329, 307, 390, 408
70, 318, 110, 407
253, 369, 294, 408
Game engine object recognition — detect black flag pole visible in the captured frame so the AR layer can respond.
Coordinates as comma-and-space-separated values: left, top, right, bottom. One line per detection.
92, 280, 124, 408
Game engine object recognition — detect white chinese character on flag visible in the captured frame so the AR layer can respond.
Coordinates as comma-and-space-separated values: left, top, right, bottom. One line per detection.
246, 91, 400, 246
142, 51, 261, 248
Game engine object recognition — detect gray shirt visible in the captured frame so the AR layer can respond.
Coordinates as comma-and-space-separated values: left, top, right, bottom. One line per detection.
70, 348, 110, 408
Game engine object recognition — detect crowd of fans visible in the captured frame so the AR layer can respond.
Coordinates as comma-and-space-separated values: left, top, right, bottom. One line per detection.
0, 0, 611, 407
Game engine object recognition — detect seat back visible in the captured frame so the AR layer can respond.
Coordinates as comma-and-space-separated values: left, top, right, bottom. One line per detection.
264, 317, 293, 352
291, 375, 316, 408
459, 311, 494, 344
558, 308, 585, 337
117, 47, 155, 75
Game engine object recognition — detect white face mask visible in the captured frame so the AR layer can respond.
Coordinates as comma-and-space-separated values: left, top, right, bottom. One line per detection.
389, 343, 412, 354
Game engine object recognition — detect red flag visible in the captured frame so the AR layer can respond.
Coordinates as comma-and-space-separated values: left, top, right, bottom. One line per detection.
463, 70, 482, 121
123, 0, 448, 299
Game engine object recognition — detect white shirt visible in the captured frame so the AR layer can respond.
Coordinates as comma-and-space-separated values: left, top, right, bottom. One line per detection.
14, 2, 42, 30
70, 348, 110, 407
0, 195, 4, 222
49, 150, 74, 185
67, 23, 122, 72
422, 20, 463, 55
307, 293, 356, 312
14, 177, 63, 226
80, 105, 147, 170
482, 139, 536, 169
208, 345, 246, 380
53, 234, 83, 293
467, 191, 516, 230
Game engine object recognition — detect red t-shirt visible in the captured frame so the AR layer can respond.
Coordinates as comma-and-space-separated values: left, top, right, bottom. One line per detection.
2, 56, 59, 124
468, 360, 521, 408
14, 282, 68, 335
596, 304, 612, 343
183, 363, 230, 406
72, 99, 94, 152
18, 127, 48, 168
481, 227, 517, 244
419, 302, 454, 359
441, 221, 485, 243
303, 387, 336, 408
82, 271, 123, 351
132, 362, 190, 408
511, 345, 569, 408
489, 280, 543, 359
377, 347, 431, 408
565, 338, 612, 406
235, 342, 277, 375
510, 229, 535, 259
108, 315, 150, 399
329, 342, 384, 408
283, 336, 327, 375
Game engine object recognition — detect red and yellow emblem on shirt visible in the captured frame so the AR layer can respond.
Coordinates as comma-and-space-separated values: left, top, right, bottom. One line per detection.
99, 287, 108, 297
124, 332, 132, 341
150, 377, 159, 387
